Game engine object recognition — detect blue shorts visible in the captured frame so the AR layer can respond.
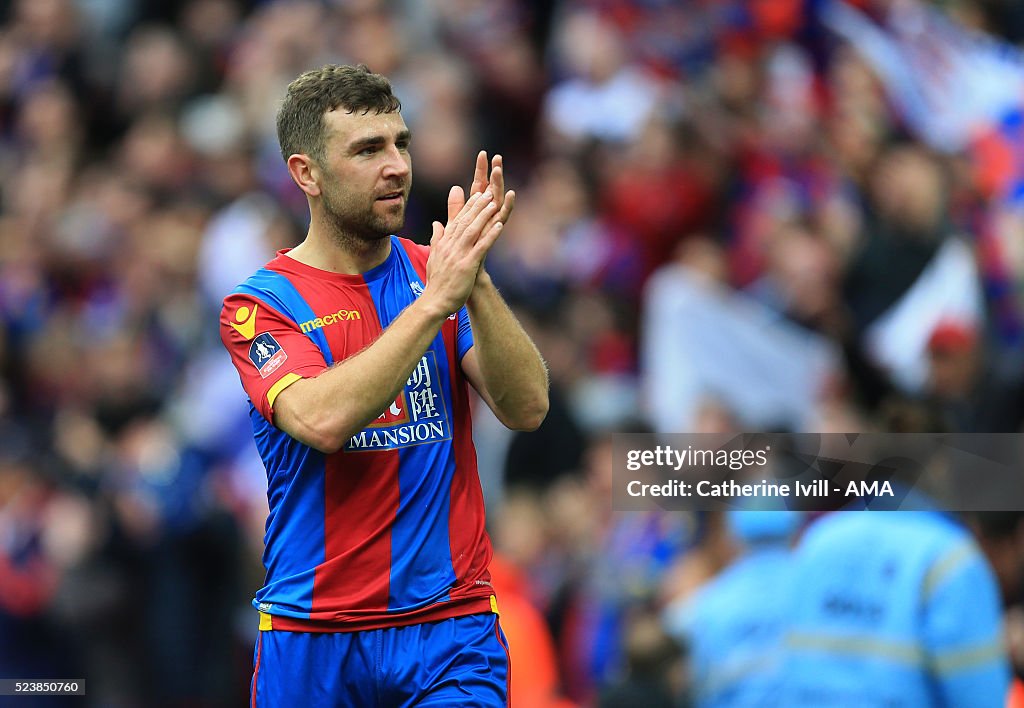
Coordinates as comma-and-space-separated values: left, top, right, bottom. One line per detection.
250, 613, 510, 707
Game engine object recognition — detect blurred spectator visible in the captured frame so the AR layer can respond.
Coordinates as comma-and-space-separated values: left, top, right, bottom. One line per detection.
501, 307, 587, 491
115, 25, 197, 119
664, 511, 800, 707
922, 318, 1024, 432
641, 239, 840, 433
599, 113, 719, 287
847, 146, 987, 393
780, 504, 1012, 705
746, 221, 844, 334
542, 10, 667, 148
971, 511, 1024, 693
0, 447, 71, 689
490, 491, 576, 708
597, 610, 684, 708
555, 431, 694, 702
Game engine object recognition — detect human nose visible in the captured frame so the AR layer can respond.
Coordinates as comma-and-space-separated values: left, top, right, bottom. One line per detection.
381, 145, 410, 180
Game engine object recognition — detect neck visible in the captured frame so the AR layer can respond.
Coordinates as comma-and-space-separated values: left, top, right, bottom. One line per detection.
287, 213, 392, 274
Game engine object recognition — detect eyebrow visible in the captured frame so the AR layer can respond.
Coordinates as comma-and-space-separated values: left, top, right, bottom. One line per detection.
349, 129, 412, 154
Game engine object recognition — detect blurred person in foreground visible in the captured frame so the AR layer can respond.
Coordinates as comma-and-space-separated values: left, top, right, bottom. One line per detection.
219, 64, 549, 706
663, 510, 799, 707
779, 461, 1011, 706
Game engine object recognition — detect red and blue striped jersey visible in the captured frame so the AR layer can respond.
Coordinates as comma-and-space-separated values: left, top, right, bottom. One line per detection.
220, 236, 495, 631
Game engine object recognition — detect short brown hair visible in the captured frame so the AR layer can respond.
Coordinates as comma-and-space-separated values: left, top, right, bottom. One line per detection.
276, 64, 401, 164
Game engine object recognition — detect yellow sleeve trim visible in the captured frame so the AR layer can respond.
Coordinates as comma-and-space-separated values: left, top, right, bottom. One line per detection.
490, 595, 500, 616
931, 641, 1006, 675
259, 611, 273, 631
921, 540, 976, 601
267, 372, 302, 410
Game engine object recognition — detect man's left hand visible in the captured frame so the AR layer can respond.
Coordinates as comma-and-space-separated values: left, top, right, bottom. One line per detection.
450, 150, 514, 229
451, 151, 514, 283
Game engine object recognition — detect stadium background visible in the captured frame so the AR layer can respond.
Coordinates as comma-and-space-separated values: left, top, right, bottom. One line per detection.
0, 0, 1022, 705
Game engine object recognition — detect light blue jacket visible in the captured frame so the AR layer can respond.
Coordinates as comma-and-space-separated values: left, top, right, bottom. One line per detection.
666, 547, 794, 707
664, 511, 799, 707
780, 510, 1011, 707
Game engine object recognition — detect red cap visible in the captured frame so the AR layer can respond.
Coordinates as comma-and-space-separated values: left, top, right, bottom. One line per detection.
927, 319, 977, 353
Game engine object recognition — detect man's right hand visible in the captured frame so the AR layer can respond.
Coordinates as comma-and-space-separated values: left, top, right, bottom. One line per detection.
422, 186, 509, 316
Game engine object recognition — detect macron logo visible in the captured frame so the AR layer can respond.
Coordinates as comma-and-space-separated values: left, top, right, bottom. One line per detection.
300, 308, 362, 334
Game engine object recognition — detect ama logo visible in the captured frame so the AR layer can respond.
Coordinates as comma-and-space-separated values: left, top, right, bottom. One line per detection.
249, 332, 288, 378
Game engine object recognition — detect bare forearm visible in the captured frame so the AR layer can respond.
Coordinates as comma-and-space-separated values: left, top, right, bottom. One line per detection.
274, 296, 449, 452
465, 272, 549, 430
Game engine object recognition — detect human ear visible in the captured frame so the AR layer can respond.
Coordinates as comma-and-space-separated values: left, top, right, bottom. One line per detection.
287, 154, 322, 197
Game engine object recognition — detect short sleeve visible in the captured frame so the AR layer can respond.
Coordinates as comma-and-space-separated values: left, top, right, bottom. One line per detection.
456, 305, 474, 360
220, 293, 329, 422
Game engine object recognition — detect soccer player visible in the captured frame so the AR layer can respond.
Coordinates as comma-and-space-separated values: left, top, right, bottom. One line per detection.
220, 64, 549, 707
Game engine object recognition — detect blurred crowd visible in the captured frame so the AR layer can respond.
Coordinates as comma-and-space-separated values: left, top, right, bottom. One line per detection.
0, 0, 1023, 705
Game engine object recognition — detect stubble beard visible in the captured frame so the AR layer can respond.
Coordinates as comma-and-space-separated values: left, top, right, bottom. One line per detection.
321, 179, 406, 255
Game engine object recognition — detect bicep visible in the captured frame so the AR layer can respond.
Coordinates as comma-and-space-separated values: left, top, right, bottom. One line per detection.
268, 373, 319, 446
